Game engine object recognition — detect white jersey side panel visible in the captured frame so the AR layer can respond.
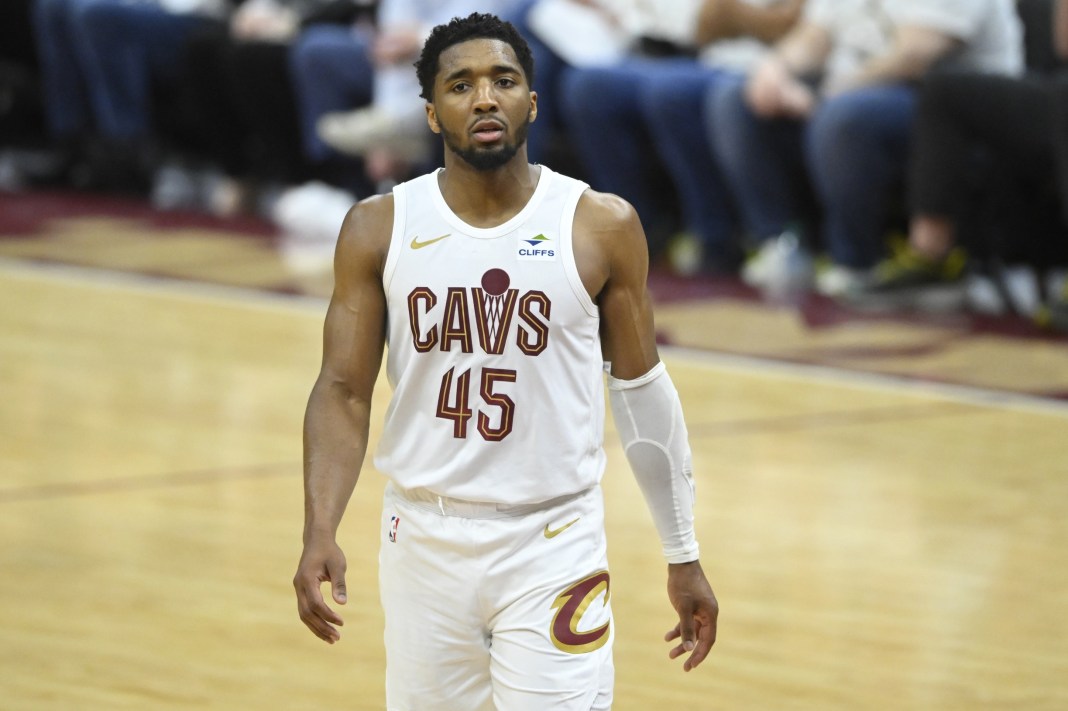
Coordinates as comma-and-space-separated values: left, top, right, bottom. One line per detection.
374, 166, 605, 505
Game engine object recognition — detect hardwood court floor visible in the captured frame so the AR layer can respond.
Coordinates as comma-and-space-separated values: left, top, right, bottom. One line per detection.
1, 190, 1067, 710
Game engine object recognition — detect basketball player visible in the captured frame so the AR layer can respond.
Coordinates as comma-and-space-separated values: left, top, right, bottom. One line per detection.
293, 12, 718, 709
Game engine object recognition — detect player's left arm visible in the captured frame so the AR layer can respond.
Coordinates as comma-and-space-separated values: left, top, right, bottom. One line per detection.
576, 191, 719, 672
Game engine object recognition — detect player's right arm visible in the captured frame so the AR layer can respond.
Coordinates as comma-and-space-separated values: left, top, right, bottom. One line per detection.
293, 194, 392, 644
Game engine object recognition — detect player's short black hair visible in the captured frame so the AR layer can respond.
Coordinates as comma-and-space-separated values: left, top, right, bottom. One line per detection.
414, 12, 535, 102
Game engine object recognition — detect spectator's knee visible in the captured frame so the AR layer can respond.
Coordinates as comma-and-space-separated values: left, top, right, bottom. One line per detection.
641, 83, 693, 121
914, 73, 972, 122
291, 28, 357, 75
559, 68, 631, 121
557, 70, 592, 121
77, 0, 125, 35
34, 0, 70, 26
808, 96, 870, 158
705, 81, 753, 148
708, 81, 749, 123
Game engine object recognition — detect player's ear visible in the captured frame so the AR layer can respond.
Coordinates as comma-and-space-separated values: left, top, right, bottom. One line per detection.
426, 102, 441, 134
528, 91, 538, 124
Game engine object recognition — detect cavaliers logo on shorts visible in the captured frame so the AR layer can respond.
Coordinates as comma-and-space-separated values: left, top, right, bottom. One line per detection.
549, 570, 611, 654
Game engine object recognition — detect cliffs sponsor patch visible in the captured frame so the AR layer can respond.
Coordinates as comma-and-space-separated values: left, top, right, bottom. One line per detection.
517, 233, 556, 261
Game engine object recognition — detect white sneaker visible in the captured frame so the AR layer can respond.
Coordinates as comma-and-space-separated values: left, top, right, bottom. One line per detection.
151, 163, 199, 211
272, 182, 357, 274
198, 170, 247, 218
271, 181, 356, 243
815, 264, 871, 297
666, 232, 703, 277
0, 151, 23, 191
742, 232, 813, 293
317, 107, 429, 162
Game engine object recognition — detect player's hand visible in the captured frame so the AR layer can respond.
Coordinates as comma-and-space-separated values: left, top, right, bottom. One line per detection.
293, 536, 348, 644
665, 560, 718, 671
372, 27, 423, 65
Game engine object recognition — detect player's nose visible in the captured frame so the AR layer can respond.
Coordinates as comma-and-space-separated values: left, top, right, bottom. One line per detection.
472, 79, 499, 111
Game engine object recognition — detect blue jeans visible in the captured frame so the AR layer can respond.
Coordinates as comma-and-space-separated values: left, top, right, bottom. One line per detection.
560, 59, 741, 263
708, 81, 917, 268
80, 1, 208, 138
288, 25, 375, 163
34, 0, 208, 140
507, 0, 570, 165
32, 0, 105, 137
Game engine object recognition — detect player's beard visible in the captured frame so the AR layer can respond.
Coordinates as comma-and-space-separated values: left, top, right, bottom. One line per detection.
442, 112, 531, 171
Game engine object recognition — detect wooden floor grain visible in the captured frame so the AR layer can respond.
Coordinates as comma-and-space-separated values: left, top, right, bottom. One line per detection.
3, 259, 1066, 710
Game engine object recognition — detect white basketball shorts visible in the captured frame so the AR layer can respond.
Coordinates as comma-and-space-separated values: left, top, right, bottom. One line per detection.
379, 482, 615, 711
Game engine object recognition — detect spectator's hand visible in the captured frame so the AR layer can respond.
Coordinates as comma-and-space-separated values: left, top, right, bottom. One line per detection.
573, 0, 621, 26
779, 76, 817, 117
293, 535, 348, 643
746, 56, 816, 118
821, 70, 862, 100
665, 561, 719, 672
231, 0, 299, 42
373, 27, 424, 65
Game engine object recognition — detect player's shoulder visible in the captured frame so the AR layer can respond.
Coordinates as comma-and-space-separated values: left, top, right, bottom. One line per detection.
337, 192, 395, 258
574, 188, 645, 254
575, 188, 639, 227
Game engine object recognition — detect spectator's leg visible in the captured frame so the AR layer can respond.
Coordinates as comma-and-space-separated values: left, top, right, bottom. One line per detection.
77, 0, 206, 140
805, 84, 915, 269
640, 65, 741, 268
559, 62, 673, 238
31, 0, 95, 138
910, 73, 1057, 250
229, 41, 306, 185
705, 79, 807, 245
507, 0, 569, 165
177, 25, 248, 175
288, 25, 375, 165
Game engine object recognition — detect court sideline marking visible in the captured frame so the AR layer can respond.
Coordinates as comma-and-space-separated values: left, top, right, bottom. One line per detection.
4, 256, 1068, 420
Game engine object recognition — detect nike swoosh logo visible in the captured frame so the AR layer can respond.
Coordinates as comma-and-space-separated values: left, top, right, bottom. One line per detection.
544, 518, 580, 539
410, 233, 451, 249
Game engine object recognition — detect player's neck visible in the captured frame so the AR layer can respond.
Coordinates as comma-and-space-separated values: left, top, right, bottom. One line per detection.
437, 153, 540, 229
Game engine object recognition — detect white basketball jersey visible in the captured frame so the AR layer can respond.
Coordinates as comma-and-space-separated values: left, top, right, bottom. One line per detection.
374, 166, 606, 505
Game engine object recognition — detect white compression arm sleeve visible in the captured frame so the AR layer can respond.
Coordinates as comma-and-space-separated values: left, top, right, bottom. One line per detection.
607, 362, 699, 564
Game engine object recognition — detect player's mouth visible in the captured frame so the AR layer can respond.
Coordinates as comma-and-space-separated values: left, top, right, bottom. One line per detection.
471, 120, 506, 144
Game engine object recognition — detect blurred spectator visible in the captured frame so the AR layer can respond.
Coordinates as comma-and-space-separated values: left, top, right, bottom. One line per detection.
28, 0, 229, 192
557, 0, 803, 274
0, 0, 44, 147
286, 9, 378, 181
506, 0, 629, 169
707, 0, 1023, 298
0, 0, 45, 188
155, 0, 376, 213
271, 0, 519, 245
295, 0, 520, 189
842, 0, 1068, 331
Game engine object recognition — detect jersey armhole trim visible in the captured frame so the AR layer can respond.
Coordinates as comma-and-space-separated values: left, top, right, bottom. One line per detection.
382, 182, 407, 293
561, 184, 599, 318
